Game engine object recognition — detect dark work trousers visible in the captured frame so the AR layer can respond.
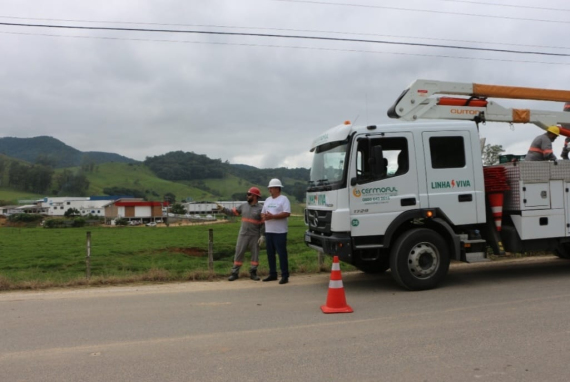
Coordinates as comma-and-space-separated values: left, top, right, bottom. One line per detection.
265, 232, 289, 278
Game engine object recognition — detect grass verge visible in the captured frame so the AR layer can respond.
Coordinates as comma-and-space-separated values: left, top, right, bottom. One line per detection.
0, 216, 344, 291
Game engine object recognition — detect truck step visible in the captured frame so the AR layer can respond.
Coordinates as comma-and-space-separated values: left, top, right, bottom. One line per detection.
463, 239, 487, 245
465, 252, 490, 263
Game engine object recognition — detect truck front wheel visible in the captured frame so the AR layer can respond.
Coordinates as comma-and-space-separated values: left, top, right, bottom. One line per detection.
389, 228, 450, 291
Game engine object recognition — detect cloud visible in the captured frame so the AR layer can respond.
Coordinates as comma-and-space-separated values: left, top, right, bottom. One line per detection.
1, 0, 569, 169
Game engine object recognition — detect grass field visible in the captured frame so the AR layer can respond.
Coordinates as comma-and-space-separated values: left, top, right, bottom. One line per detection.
0, 216, 342, 291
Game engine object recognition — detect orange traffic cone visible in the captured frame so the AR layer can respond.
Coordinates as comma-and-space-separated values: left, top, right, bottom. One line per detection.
488, 192, 504, 232
321, 256, 353, 314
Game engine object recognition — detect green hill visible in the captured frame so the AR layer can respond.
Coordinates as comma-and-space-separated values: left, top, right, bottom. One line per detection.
144, 151, 309, 202
0, 139, 310, 206
0, 161, 307, 211
80, 162, 217, 202
0, 136, 137, 168
85, 163, 305, 204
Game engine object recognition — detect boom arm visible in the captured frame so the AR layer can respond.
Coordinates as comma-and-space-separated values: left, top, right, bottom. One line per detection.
387, 79, 570, 136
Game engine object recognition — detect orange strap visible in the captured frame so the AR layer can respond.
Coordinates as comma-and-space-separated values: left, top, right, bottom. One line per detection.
241, 217, 263, 225
528, 147, 552, 154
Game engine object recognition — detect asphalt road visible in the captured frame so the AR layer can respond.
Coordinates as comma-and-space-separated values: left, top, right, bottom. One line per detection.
2, 256, 570, 382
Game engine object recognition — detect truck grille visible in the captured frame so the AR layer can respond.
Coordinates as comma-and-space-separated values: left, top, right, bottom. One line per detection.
306, 209, 332, 233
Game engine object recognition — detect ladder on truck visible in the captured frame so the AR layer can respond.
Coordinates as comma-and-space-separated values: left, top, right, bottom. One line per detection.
387, 80, 570, 135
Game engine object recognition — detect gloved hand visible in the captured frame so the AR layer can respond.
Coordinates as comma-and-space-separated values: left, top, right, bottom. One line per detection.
258, 236, 265, 247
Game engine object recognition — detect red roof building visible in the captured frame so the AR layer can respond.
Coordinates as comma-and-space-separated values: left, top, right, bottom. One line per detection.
104, 199, 168, 223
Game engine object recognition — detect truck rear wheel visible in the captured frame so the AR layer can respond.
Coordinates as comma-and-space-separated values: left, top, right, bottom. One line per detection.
555, 242, 570, 259
389, 228, 450, 291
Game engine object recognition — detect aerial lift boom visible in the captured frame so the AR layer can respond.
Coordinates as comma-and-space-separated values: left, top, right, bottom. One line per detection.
387, 79, 570, 136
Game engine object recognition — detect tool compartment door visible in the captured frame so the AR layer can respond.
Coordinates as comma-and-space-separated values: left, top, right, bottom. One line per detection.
422, 130, 479, 225
522, 183, 551, 208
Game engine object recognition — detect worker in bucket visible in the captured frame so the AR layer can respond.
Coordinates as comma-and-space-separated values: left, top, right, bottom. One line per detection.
525, 126, 559, 161
217, 187, 265, 281
261, 178, 291, 284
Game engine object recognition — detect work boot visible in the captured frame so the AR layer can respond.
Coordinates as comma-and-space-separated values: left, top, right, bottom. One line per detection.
228, 272, 239, 281
250, 269, 260, 281
262, 275, 278, 282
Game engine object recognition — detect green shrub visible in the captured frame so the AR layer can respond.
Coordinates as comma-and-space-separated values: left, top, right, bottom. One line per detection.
43, 217, 86, 229
43, 219, 68, 228
7, 213, 44, 223
73, 218, 86, 227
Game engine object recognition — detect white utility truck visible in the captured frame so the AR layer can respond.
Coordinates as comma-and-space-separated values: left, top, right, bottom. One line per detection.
304, 80, 570, 290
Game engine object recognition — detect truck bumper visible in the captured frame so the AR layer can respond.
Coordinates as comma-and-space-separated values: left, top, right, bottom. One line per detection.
304, 231, 352, 262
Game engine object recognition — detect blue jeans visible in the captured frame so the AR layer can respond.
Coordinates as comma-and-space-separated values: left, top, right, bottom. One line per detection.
266, 233, 289, 278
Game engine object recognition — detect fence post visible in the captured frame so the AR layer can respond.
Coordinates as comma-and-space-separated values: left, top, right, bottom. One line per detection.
318, 250, 324, 271
86, 231, 91, 279
208, 229, 214, 280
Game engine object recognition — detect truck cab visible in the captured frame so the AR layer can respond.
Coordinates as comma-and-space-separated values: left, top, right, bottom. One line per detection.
306, 121, 488, 289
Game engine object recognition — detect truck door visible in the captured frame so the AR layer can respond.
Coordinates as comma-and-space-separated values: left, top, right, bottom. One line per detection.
422, 131, 478, 225
349, 132, 420, 237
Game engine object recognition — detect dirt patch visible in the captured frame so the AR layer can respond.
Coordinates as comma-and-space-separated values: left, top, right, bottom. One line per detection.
169, 247, 207, 257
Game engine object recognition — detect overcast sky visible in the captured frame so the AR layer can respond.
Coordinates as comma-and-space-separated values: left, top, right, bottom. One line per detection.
1, 0, 570, 168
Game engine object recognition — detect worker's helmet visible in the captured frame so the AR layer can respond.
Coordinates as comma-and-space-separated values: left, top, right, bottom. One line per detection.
267, 178, 283, 188
547, 126, 560, 136
247, 187, 261, 197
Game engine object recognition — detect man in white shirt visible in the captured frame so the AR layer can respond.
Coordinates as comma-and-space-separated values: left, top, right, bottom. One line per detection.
261, 178, 291, 284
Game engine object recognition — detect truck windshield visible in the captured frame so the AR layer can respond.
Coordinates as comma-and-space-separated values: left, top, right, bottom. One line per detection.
309, 141, 348, 191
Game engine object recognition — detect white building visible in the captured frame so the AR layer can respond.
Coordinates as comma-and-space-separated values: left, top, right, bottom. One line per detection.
41, 197, 111, 217
182, 201, 264, 214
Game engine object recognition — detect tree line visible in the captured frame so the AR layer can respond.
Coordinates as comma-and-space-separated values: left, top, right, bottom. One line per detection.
0, 156, 90, 196
144, 151, 225, 181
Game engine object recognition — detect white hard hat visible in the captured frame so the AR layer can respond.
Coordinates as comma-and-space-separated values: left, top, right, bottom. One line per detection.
268, 178, 283, 188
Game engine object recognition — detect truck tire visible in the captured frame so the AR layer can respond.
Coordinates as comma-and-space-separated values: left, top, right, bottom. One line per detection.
389, 228, 450, 291
555, 242, 570, 260
354, 256, 390, 274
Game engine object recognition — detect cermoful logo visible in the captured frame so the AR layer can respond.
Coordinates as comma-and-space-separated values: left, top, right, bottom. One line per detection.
356, 186, 398, 196
430, 179, 471, 189
352, 186, 398, 203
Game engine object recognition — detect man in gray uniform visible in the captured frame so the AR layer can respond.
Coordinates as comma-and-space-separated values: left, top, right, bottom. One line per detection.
525, 126, 560, 161
218, 187, 265, 281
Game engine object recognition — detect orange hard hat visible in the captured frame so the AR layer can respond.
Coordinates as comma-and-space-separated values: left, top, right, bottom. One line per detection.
247, 187, 261, 197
